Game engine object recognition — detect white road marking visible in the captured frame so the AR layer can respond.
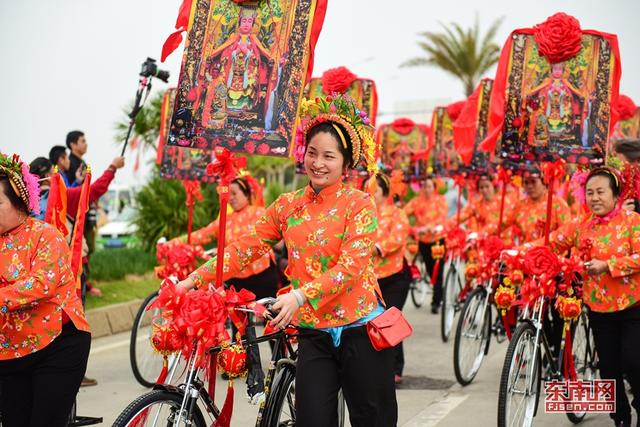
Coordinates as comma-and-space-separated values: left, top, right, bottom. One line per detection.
403, 392, 469, 427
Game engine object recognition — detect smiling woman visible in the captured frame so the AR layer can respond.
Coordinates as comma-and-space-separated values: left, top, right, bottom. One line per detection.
540, 166, 640, 426
175, 93, 398, 426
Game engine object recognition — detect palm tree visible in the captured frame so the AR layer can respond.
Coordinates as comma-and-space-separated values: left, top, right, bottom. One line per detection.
114, 90, 164, 153
402, 16, 503, 96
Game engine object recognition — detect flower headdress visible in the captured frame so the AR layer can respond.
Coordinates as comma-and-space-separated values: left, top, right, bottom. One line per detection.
295, 93, 378, 175
0, 153, 41, 215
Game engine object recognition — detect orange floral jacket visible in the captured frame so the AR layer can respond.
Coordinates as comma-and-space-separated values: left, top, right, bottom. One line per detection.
458, 192, 519, 244
403, 194, 448, 243
178, 205, 273, 279
374, 203, 410, 279
0, 218, 90, 360
190, 182, 382, 328
546, 209, 640, 312
511, 193, 572, 243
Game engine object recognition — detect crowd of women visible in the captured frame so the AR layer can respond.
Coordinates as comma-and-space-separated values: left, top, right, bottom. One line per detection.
1, 91, 640, 426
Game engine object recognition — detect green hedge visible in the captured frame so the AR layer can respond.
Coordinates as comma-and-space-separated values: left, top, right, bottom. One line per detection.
89, 248, 156, 282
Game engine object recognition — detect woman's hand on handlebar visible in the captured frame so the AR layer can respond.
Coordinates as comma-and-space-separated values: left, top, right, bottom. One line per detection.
270, 292, 303, 329
176, 277, 196, 292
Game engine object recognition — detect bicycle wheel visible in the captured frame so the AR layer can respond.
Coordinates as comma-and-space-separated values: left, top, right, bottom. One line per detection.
113, 390, 206, 427
261, 364, 296, 427
566, 311, 597, 424
453, 286, 491, 386
497, 322, 541, 427
441, 263, 461, 342
130, 291, 164, 388
410, 276, 430, 308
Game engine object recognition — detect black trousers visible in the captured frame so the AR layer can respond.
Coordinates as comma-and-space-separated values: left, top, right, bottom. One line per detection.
418, 240, 444, 306
226, 262, 279, 300
0, 322, 91, 427
379, 267, 411, 376
589, 305, 640, 425
296, 326, 397, 427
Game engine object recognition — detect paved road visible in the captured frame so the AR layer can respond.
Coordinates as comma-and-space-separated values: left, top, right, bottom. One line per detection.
77, 295, 615, 426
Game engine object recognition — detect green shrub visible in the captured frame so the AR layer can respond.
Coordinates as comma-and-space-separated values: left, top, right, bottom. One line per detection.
133, 172, 220, 250
89, 248, 157, 281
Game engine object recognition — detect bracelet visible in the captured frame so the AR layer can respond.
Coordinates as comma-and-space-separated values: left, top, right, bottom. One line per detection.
292, 289, 306, 307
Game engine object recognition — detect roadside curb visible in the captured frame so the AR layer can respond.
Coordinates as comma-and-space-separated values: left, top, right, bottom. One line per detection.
86, 299, 143, 339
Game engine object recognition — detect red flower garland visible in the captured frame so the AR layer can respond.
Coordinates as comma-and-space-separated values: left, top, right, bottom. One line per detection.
533, 13, 583, 64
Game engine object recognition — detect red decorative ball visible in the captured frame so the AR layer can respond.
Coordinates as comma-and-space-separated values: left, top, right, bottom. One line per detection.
218, 344, 247, 378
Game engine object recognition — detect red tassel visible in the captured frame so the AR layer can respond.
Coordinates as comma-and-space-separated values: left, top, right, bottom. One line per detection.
501, 308, 516, 340
563, 324, 577, 381
156, 356, 169, 384
161, 29, 185, 62
431, 259, 441, 286
213, 381, 234, 427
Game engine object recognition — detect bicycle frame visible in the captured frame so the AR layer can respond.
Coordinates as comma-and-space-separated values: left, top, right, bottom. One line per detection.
153, 325, 298, 426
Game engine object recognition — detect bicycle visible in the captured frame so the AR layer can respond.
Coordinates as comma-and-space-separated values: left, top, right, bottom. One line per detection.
496, 278, 597, 427
130, 246, 215, 388
452, 276, 507, 386
407, 245, 432, 308
440, 231, 477, 342
116, 299, 346, 427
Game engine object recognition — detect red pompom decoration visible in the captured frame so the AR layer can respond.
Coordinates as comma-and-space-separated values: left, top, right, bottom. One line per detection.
321, 66, 358, 95
151, 325, 183, 355
533, 13, 583, 64
509, 269, 524, 286
524, 246, 561, 278
390, 118, 416, 135
617, 95, 638, 121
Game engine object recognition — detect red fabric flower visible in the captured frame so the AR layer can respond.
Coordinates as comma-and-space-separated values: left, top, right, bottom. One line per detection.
446, 101, 466, 121
321, 66, 357, 94
533, 13, 583, 64
391, 118, 416, 135
617, 95, 637, 121
524, 246, 560, 278
480, 235, 505, 264
244, 141, 256, 154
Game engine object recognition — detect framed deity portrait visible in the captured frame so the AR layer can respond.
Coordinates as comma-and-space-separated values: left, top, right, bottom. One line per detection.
168, 0, 325, 158
496, 32, 618, 164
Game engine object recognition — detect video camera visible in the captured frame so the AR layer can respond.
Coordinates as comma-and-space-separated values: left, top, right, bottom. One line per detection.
140, 57, 170, 83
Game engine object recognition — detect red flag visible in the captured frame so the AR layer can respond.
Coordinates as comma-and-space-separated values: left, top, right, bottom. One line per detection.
44, 172, 68, 237
69, 170, 92, 282
453, 83, 483, 165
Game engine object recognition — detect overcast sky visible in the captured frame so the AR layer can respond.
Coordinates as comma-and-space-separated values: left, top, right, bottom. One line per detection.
1, 0, 638, 185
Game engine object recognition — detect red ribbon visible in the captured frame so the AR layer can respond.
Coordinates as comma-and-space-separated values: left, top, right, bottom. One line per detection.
206, 147, 247, 185
160, 0, 193, 62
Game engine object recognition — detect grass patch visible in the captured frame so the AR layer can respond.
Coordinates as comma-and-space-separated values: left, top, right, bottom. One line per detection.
89, 248, 156, 282
85, 273, 160, 311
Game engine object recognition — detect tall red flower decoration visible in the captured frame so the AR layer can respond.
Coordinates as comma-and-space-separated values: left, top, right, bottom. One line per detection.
321, 66, 357, 95
617, 95, 637, 121
533, 13, 583, 64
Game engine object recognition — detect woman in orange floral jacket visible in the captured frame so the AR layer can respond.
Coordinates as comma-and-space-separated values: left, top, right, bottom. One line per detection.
178, 94, 397, 426
370, 173, 411, 383
404, 176, 448, 313
544, 167, 640, 427
0, 153, 90, 427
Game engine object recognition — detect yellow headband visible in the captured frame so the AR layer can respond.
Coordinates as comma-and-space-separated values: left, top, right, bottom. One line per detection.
589, 167, 620, 190
330, 123, 348, 150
